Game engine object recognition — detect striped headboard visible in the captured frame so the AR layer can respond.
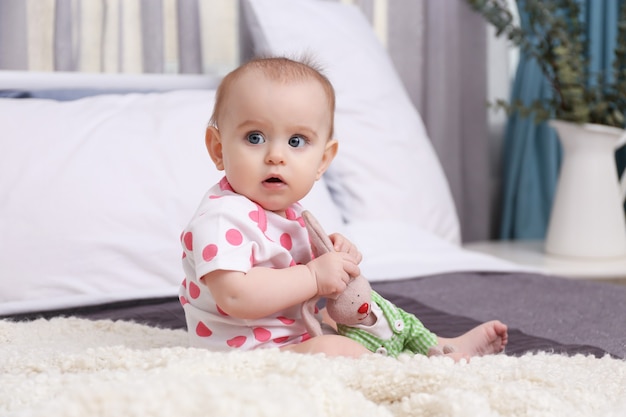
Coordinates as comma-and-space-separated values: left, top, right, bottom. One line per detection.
0, 0, 239, 75
0, 0, 408, 77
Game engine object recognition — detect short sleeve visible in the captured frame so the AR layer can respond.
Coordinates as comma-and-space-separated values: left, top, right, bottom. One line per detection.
183, 194, 300, 280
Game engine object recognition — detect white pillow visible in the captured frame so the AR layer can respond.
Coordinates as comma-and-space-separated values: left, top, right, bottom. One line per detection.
0, 91, 343, 315
243, 0, 460, 244
343, 221, 529, 281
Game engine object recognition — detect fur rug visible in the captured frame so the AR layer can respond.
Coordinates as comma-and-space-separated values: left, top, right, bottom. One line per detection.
1, 318, 624, 417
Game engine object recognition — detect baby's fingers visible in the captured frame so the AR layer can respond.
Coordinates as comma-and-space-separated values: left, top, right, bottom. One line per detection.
330, 233, 362, 264
339, 252, 361, 278
329, 233, 348, 251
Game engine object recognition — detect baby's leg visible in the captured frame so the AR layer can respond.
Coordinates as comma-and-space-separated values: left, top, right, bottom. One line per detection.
281, 334, 371, 358
435, 320, 508, 360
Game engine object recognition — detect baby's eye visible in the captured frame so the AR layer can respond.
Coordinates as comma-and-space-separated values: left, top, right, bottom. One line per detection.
288, 135, 306, 148
247, 132, 265, 144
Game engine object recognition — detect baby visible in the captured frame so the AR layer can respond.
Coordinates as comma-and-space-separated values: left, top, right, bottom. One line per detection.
179, 56, 508, 359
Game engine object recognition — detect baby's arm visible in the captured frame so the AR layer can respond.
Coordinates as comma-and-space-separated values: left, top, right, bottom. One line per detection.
202, 251, 359, 319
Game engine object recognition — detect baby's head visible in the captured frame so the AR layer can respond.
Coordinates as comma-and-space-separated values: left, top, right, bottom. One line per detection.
205, 57, 338, 216
210, 57, 335, 137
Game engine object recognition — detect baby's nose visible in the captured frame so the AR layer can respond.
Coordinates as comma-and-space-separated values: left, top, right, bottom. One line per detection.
358, 303, 369, 314
265, 143, 285, 164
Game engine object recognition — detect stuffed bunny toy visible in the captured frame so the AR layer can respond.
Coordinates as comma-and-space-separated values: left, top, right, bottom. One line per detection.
301, 210, 454, 358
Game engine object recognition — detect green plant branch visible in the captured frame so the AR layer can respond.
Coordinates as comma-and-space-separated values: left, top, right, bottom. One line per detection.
465, 0, 626, 128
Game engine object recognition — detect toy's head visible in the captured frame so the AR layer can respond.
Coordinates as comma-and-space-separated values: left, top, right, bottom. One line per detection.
325, 275, 375, 326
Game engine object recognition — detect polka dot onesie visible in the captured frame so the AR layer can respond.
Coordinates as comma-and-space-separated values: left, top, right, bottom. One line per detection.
179, 177, 318, 350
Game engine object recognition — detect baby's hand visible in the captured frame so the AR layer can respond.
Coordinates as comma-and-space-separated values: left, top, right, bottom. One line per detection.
328, 233, 362, 264
307, 252, 360, 297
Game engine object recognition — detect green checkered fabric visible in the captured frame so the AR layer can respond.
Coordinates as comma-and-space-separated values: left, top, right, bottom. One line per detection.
337, 291, 438, 358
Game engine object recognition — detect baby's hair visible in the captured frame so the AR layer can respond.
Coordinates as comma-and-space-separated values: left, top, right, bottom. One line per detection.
209, 55, 336, 138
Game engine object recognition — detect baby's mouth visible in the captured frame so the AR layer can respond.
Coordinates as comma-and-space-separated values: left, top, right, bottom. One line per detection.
264, 176, 285, 184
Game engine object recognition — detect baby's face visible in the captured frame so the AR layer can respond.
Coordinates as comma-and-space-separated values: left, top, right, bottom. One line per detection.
215, 71, 335, 216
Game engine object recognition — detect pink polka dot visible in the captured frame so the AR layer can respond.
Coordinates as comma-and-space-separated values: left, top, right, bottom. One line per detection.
289, 260, 296, 267
183, 232, 193, 251
301, 333, 311, 342
277, 316, 295, 325
219, 177, 234, 192
181, 279, 187, 288
227, 335, 247, 348
249, 210, 259, 222
225, 229, 243, 245
280, 233, 292, 250
273, 336, 289, 344
196, 322, 213, 337
179, 296, 188, 306
202, 244, 218, 261
189, 281, 201, 299
285, 208, 297, 220
182, 251, 186, 259
208, 194, 222, 199
216, 304, 229, 316
253, 327, 271, 342
250, 204, 267, 232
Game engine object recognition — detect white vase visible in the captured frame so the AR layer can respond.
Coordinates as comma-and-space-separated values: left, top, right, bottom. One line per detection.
545, 120, 626, 259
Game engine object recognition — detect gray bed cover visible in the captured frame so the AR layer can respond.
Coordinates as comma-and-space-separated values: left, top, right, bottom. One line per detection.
3, 272, 624, 359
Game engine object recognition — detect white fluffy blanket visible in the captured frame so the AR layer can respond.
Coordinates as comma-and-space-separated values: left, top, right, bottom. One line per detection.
1, 318, 625, 417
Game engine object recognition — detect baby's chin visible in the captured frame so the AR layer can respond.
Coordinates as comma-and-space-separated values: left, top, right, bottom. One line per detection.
249, 194, 307, 216
249, 199, 292, 217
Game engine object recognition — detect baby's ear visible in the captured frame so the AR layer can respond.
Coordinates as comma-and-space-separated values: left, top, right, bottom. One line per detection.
316, 139, 338, 179
205, 126, 224, 170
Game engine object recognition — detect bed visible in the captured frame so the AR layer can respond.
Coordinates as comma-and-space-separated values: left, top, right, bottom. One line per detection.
1, 0, 625, 416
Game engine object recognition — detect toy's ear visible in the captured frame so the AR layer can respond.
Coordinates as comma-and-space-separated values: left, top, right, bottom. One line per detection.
302, 211, 334, 257
300, 211, 336, 337
301, 298, 323, 337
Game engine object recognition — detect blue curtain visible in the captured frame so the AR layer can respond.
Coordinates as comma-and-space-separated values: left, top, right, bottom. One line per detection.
500, 0, 626, 240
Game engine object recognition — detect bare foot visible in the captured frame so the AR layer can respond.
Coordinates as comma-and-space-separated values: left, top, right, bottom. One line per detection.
432, 320, 508, 361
